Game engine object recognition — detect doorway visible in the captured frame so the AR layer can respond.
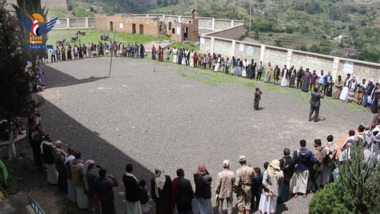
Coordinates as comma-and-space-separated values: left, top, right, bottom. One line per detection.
110, 21, 113, 31
139, 24, 144, 35
132, 24, 136, 34
168, 22, 172, 30
184, 27, 188, 40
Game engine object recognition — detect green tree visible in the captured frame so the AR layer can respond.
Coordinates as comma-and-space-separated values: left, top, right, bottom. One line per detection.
329, 6, 341, 20
305, 0, 321, 15
309, 44, 320, 53
300, 44, 308, 51
285, 25, 294, 34
0, 2, 31, 120
274, 39, 282, 47
12, 0, 48, 63
254, 28, 259, 40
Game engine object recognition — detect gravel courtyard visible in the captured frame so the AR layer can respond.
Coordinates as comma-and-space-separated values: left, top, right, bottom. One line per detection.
38, 57, 372, 213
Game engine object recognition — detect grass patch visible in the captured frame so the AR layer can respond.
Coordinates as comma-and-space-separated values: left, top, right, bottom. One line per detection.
176, 68, 369, 113
47, 29, 170, 46
47, 9, 68, 18
73, 9, 95, 17
346, 102, 368, 113
168, 41, 200, 52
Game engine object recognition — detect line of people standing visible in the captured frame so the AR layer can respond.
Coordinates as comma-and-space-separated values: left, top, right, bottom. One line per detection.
150, 47, 379, 114
43, 41, 146, 64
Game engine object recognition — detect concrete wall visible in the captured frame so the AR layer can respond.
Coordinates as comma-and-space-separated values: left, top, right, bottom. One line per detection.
132, 14, 242, 31
235, 41, 261, 61
204, 25, 244, 40
200, 35, 380, 82
50, 17, 94, 29
94, 14, 159, 36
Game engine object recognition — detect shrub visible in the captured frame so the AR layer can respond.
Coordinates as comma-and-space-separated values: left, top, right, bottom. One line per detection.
309, 182, 352, 214
309, 144, 380, 213
285, 25, 294, 34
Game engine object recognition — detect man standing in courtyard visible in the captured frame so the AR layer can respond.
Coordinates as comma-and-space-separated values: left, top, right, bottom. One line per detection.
296, 66, 304, 89
290, 140, 318, 198
277, 148, 295, 204
123, 164, 142, 214
235, 156, 255, 214
309, 87, 325, 122
95, 168, 119, 214
308, 139, 327, 193
216, 160, 235, 214
257, 61, 264, 80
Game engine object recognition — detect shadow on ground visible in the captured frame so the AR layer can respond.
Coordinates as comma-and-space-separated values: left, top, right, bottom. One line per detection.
0, 94, 155, 214
43, 63, 108, 89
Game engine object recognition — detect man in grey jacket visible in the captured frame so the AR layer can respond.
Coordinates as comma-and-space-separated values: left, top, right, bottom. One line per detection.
309, 87, 325, 122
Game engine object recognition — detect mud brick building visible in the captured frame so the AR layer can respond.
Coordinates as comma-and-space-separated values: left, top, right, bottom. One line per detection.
170, 10, 199, 42
94, 14, 160, 36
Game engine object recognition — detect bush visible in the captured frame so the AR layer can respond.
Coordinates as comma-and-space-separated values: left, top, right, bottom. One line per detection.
309, 182, 352, 214
274, 39, 282, 47
285, 25, 294, 34
309, 144, 380, 213
309, 44, 320, 53
300, 44, 308, 51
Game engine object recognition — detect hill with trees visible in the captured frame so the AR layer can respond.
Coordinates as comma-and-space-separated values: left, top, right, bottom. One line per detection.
68, 0, 380, 63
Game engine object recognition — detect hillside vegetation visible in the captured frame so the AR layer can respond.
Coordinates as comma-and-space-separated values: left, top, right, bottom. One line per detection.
69, 0, 380, 63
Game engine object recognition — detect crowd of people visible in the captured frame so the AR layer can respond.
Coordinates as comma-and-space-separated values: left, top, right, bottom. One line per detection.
23, 44, 380, 214
24, 104, 380, 214
38, 43, 380, 115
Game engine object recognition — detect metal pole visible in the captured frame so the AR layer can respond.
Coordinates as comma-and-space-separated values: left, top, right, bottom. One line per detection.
108, 27, 116, 78
249, 3, 252, 33
155, 0, 160, 39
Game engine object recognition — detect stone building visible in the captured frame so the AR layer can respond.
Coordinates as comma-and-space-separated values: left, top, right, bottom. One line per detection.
343, 48, 360, 58
170, 10, 199, 42
94, 14, 160, 36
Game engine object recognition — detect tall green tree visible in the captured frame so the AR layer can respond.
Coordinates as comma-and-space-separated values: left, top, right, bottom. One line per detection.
12, 0, 48, 62
0, 2, 31, 120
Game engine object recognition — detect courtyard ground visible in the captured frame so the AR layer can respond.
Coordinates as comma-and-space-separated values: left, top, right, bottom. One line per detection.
0, 56, 372, 213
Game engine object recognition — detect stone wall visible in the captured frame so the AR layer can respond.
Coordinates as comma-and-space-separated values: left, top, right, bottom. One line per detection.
200, 36, 212, 54
337, 60, 380, 83
292, 51, 334, 73
264, 47, 288, 66
234, 42, 261, 61
94, 14, 159, 36
214, 38, 233, 58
